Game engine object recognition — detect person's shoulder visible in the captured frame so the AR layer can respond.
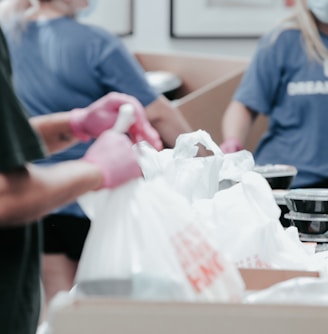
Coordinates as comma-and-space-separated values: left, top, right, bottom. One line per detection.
55, 18, 121, 53
72, 19, 119, 42
260, 28, 301, 48
273, 28, 301, 43
255, 28, 301, 59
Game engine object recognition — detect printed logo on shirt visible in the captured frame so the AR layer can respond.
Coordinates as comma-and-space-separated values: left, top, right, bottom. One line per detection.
287, 81, 328, 96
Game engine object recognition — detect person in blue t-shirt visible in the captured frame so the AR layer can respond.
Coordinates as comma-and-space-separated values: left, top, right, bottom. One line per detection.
220, 0, 328, 189
0, 0, 192, 320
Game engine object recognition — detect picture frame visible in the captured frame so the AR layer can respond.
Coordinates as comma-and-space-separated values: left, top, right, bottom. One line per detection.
79, 0, 134, 37
170, 0, 295, 39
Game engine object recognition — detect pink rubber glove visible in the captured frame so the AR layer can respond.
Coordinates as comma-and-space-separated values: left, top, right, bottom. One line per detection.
220, 138, 243, 154
82, 130, 142, 189
70, 92, 163, 150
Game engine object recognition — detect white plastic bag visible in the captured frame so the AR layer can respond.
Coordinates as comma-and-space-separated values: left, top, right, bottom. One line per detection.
244, 277, 328, 305
76, 177, 245, 302
193, 171, 328, 272
137, 130, 224, 201
218, 150, 255, 190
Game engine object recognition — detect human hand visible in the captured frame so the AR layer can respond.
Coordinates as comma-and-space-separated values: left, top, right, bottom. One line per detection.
82, 130, 142, 189
220, 138, 243, 153
69, 92, 163, 150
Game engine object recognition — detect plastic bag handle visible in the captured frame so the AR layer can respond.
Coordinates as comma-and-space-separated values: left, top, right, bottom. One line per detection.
173, 130, 223, 159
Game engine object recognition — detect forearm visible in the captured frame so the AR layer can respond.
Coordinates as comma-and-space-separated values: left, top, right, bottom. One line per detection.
145, 96, 192, 148
0, 161, 102, 226
221, 101, 255, 146
30, 112, 79, 154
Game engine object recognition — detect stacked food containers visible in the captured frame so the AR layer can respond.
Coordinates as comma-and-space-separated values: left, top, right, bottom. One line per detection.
284, 189, 328, 249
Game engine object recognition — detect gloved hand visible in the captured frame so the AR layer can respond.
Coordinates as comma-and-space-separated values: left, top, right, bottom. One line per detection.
69, 92, 163, 150
220, 138, 243, 154
82, 130, 142, 189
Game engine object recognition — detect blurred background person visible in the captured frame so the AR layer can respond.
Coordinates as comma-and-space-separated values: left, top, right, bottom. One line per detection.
0, 0, 189, 318
220, 0, 328, 189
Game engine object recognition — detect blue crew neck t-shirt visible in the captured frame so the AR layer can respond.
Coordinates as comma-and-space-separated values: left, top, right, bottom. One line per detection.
234, 29, 328, 188
3, 16, 158, 216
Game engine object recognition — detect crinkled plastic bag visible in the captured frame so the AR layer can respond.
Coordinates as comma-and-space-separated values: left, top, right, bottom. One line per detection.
193, 171, 328, 273
244, 277, 328, 305
76, 177, 245, 302
218, 150, 255, 190
137, 130, 256, 198
137, 130, 224, 201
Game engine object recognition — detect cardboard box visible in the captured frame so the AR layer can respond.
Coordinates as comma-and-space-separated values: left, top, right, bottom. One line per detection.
52, 298, 327, 334
51, 268, 324, 334
135, 52, 268, 152
239, 268, 320, 291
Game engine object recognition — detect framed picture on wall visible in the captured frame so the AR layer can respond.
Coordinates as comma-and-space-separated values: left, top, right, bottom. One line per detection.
79, 0, 134, 36
170, 0, 295, 39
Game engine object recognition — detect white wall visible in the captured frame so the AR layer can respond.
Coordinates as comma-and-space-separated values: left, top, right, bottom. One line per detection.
122, 0, 259, 59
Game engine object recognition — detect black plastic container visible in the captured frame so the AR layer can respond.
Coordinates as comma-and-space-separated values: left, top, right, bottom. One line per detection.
145, 71, 182, 101
284, 211, 328, 234
272, 190, 291, 228
285, 188, 328, 214
253, 164, 297, 190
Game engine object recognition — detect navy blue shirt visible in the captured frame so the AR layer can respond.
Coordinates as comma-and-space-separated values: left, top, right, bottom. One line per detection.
3, 16, 158, 216
234, 29, 328, 188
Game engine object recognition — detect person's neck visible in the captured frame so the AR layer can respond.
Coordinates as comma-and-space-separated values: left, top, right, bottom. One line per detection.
28, 3, 72, 21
